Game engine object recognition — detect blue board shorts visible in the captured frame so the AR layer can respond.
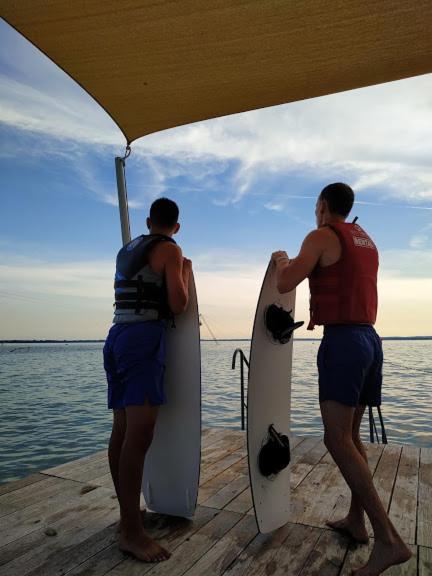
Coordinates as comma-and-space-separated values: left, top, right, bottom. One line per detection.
103, 321, 167, 409
317, 325, 383, 407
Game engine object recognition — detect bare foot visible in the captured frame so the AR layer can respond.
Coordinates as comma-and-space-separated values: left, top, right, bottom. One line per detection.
118, 509, 147, 533
327, 517, 369, 544
119, 529, 171, 563
352, 537, 412, 575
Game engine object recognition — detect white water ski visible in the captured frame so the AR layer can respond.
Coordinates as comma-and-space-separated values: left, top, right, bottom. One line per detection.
142, 273, 201, 517
248, 262, 298, 533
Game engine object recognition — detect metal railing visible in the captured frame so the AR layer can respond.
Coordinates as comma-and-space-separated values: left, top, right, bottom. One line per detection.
231, 347, 388, 443
231, 348, 249, 430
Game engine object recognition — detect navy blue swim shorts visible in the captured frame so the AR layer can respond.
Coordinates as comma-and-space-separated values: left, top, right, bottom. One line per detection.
103, 321, 167, 409
317, 324, 383, 407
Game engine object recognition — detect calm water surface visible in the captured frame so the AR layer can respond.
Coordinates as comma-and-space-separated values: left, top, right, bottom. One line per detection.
0, 340, 431, 483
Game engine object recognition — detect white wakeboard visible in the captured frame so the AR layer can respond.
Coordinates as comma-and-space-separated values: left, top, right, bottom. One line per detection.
142, 273, 201, 518
247, 262, 299, 533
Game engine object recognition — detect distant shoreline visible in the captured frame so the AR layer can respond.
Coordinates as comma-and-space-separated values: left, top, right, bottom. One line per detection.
1, 337, 432, 343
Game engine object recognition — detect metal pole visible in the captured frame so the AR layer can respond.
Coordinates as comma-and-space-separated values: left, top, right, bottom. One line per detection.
115, 156, 131, 246
240, 358, 245, 430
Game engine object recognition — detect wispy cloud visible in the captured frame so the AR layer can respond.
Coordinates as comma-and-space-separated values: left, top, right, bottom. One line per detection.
2, 19, 432, 209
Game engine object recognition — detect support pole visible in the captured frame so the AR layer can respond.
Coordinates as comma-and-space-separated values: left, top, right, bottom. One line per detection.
115, 155, 131, 246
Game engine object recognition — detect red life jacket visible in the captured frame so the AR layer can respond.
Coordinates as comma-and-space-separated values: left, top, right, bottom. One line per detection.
308, 222, 378, 330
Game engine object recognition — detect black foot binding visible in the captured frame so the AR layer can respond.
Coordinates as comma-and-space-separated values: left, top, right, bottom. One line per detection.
265, 304, 304, 344
258, 425, 291, 477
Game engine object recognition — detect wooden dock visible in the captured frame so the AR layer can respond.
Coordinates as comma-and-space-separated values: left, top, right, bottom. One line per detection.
0, 427, 430, 575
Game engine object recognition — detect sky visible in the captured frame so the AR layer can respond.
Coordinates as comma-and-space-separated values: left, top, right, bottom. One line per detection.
1, 19, 432, 339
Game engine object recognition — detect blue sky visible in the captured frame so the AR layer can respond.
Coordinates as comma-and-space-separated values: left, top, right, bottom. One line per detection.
1, 18, 432, 338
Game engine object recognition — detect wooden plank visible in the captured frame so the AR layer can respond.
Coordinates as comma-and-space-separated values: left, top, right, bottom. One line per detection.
202, 475, 250, 510
199, 450, 247, 486
419, 546, 432, 576
222, 521, 295, 576
0, 487, 119, 575
224, 487, 253, 514
181, 515, 258, 576
201, 437, 246, 469
297, 528, 349, 576
290, 436, 318, 464
253, 524, 322, 576
43, 457, 110, 483
417, 447, 432, 548
105, 509, 243, 576
290, 440, 327, 490
0, 478, 100, 546
389, 445, 420, 545
339, 541, 417, 576
0, 476, 83, 517
65, 506, 218, 576
42, 450, 106, 477
291, 456, 344, 528
0, 475, 47, 497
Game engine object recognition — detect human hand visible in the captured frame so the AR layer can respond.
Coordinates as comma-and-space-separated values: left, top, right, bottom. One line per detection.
182, 257, 192, 273
271, 251, 289, 265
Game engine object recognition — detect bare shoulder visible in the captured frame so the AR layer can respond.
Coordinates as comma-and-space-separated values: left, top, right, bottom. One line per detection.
302, 228, 328, 246
154, 239, 182, 263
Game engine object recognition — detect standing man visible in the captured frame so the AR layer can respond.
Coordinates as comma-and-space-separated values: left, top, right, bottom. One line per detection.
272, 183, 411, 576
103, 198, 191, 562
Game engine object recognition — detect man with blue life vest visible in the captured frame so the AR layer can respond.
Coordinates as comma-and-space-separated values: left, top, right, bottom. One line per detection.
103, 198, 191, 562
272, 183, 411, 576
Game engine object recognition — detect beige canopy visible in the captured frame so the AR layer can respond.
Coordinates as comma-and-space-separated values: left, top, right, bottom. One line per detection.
3, 1, 432, 144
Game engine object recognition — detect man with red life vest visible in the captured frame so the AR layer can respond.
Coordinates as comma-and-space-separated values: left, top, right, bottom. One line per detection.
272, 183, 411, 576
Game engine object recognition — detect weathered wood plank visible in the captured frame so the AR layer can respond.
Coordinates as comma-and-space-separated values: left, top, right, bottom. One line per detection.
339, 541, 417, 576
222, 521, 294, 576
224, 487, 252, 514
65, 506, 218, 576
42, 450, 106, 477
202, 475, 250, 510
297, 528, 349, 576
419, 546, 432, 576
199, 450, 247, 486
0, 476, 83, 518
291, 456, 344, 528
0, 478, 101, 546
181, 515, 257, 576
290, 439, 327, 490
417, 447, 432, 548
389, 445, 420, 545
252, 523, 322, 576
0, 474, 47, 497
106, 509, 243, 576
0, 487, 119, 575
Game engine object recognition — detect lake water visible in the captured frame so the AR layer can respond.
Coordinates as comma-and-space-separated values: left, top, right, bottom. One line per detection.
0, 340, 431, 484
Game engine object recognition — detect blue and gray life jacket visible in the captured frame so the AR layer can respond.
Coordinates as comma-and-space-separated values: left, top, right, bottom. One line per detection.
113, 234, 176, 324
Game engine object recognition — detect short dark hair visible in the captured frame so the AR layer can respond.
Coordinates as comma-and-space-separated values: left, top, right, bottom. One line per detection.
149, 197, 179, 228
319, 183, 354, 217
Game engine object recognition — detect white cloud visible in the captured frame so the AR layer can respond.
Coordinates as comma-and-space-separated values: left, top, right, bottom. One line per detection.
1, 246, 432, 339
2, 16, 432, 208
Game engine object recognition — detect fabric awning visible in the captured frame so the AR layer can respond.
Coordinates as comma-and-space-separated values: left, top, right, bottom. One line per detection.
2, 1, 432, 144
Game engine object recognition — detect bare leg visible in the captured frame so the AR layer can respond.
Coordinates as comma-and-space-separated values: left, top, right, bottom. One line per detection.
327, 405, 369, 543
321, 401, 411, 575
118, 404, 170, 562
108, 409, 146, 531
108, 408, 126, 500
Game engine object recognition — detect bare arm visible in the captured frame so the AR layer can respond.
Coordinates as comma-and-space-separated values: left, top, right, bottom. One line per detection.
162, 244, 190, 315
272, 230, 324, 293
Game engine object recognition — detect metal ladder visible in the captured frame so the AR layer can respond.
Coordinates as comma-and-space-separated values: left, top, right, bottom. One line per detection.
231, 347, 387, 443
